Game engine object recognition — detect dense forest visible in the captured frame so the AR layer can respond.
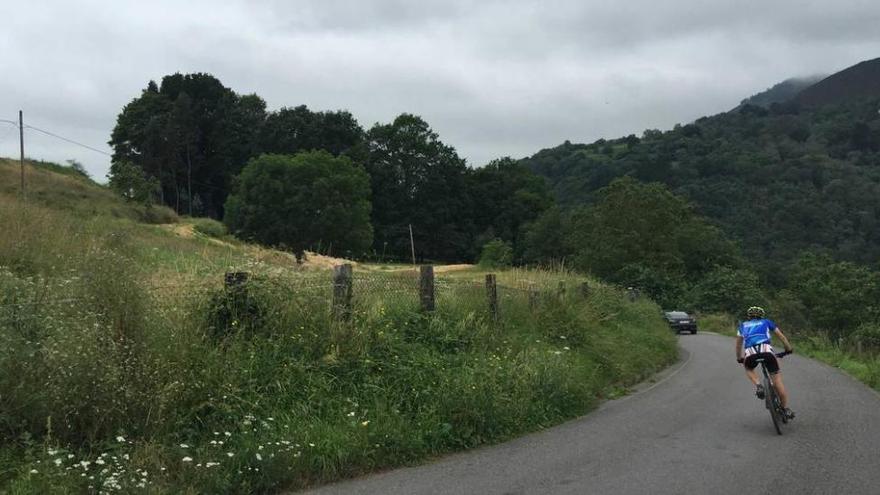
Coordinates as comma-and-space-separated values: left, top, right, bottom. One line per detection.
108, 60, 880, 340
519, 58, 880, 338
522, 97, 880, 280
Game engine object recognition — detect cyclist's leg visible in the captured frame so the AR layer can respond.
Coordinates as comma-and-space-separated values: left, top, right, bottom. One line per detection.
745, 367, 760, 386
743, 354, 760, 385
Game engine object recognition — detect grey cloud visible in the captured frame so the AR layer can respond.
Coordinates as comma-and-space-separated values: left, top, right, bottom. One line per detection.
2, 0, 879, 179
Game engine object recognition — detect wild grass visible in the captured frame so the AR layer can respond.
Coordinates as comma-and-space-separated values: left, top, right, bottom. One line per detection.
0, 165, 677, 494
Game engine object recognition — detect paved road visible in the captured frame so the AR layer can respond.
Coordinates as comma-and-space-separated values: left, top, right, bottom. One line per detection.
301, 333, 880, 495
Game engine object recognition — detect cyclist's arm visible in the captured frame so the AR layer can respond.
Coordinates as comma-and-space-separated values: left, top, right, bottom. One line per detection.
735, 335, 744, 361
773, 328, 793, 352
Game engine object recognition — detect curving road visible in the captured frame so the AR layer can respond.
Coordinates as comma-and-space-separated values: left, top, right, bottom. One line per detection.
301, 333, 880, 495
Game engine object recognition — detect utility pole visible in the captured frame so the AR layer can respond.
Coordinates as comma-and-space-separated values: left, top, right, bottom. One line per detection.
409, 224, 416, 266
19, 110, 24, 197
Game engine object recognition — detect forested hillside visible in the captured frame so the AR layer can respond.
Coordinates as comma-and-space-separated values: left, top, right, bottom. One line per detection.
794, 57, 880, 106
519, 58, 880, 340
523, 95, 880, 280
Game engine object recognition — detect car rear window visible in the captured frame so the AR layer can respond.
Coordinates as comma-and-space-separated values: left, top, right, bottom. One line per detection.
666, 312, 689, 318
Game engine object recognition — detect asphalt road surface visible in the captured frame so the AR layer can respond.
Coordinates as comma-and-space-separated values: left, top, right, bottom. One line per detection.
301, 333, 880, 495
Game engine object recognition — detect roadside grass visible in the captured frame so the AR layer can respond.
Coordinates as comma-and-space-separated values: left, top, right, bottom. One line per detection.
795, 335, 880, 390
0, 162, 678, 493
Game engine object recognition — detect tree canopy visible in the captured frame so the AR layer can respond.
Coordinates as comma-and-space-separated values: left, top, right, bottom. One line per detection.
519, 177, 743, 307
363, 114, 474, 261
224, 152, 373, 261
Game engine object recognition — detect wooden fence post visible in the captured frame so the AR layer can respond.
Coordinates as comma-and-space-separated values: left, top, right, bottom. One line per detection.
486, 274, 498, 321
224, 272, 250, 328
528, 282, 538, 310
332, 264, 353, 321
557, 281, 566, 299
420, 265, 435, 312
580, 282, 590, 299
627, 286, 638, 302
856, 338, 864, 357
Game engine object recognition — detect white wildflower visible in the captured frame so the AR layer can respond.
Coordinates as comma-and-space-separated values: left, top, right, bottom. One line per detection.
255, 453, 262, 461
182, 457, 193, 463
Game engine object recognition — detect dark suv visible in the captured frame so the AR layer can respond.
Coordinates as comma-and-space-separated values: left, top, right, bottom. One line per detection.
664, 311, 697, 334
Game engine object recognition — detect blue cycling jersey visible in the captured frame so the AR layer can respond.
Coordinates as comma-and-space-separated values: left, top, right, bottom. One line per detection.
738, 318, 777, 348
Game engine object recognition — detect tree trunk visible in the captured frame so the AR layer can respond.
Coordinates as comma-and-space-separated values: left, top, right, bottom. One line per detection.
186, 147, 193, 216
157, 160, 165, 204
173, 170, 180, 214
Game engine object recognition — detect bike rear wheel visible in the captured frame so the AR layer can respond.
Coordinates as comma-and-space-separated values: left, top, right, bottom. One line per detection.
765, 378, 783, 435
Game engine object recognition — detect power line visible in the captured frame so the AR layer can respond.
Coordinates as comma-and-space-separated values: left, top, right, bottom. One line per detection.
23, 124, 112, 157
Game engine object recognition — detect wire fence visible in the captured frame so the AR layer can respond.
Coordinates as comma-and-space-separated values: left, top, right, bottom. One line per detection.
0, 264, 597, 327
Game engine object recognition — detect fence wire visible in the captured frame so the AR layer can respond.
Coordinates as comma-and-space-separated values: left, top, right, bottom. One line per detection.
1, 267, 593, 330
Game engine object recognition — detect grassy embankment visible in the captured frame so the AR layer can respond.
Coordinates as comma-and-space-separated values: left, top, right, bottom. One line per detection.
0, 159, 677, 494
699, 313, 880, 390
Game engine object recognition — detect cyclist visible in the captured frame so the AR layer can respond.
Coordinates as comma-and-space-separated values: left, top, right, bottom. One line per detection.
735, 306, 795, 419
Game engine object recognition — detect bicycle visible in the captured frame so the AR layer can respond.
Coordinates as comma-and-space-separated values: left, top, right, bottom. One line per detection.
753, 350, 791, 435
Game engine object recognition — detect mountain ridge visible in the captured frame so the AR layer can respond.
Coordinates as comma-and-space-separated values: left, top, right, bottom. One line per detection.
794, 57, 880, 106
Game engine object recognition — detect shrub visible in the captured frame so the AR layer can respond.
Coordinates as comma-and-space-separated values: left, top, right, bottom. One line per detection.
853, 323, 880, 348
478, 239, 513, 268
193, 217, 227, 238
141, 205, 179, 224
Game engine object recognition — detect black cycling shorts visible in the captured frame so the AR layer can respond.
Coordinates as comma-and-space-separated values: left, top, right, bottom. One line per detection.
744, 352, 780, 374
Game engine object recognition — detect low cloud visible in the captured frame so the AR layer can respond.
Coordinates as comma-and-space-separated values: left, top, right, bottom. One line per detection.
1, 0, 879, 179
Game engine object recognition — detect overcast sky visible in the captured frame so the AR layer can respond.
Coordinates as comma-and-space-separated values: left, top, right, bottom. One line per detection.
2, 0, 880, 180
